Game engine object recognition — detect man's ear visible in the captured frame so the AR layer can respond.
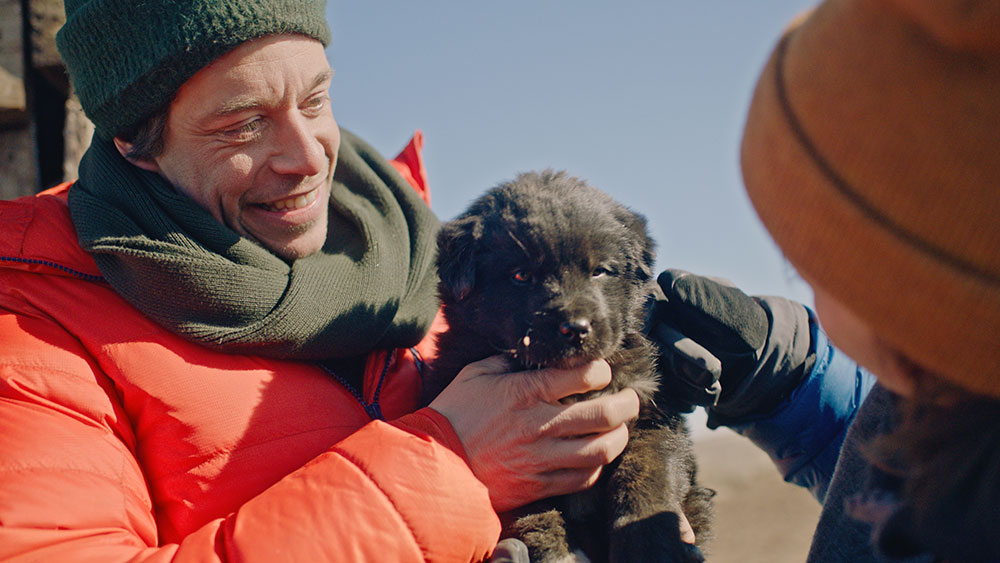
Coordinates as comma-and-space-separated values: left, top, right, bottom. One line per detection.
112, 137, 161, 173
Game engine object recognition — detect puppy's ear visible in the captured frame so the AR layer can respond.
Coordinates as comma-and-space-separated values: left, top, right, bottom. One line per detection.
437, 215, 483, 302
616, 207, 656, 281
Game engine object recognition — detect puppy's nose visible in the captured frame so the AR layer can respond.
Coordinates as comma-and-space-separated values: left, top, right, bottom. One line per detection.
559, 319, 591, 340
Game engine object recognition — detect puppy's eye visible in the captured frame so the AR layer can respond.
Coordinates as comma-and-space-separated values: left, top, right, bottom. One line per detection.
592, 266, 614, 278
511, 269, 534, 285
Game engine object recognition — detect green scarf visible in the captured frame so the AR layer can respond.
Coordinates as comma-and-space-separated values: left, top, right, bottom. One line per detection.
69, 128, 441, 360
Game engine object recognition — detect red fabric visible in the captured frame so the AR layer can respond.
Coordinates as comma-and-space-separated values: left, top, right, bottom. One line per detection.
0, 135, 500, 562
388, 130, 431, 207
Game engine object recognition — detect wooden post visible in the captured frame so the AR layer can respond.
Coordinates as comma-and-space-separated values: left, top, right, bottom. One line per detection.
0, 0, 92, 199
0, 0, 36, 199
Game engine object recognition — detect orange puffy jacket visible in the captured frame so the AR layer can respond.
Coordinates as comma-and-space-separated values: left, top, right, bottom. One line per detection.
0, 133, 501, 562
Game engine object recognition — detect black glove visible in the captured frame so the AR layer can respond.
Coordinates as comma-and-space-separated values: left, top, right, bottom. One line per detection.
647, 269, 815, 425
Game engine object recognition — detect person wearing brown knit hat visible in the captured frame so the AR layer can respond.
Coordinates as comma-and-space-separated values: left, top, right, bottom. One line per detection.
0, 1, 642, 560
742, 0, 1000, 401
649, 0, 999, 561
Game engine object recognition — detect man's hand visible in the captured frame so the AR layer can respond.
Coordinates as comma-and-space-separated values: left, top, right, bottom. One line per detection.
429, 356, 640, 513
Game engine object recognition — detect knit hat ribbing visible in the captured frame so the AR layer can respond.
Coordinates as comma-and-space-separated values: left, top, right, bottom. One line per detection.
741, 0, 1000, 398
56, 0, 330, 139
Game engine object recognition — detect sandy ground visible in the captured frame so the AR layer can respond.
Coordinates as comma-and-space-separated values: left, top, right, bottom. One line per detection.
692, 427, 822, 562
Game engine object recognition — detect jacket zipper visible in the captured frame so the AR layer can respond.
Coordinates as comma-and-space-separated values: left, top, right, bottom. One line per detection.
0, 256, 104, 282
315, 347, 426, 421
316, 353, 392, 421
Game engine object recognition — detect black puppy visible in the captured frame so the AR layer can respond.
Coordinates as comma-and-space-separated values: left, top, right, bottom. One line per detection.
422, 170, 713, 562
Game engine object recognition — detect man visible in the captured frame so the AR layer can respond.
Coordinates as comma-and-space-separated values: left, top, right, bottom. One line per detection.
0, 1, 638, 560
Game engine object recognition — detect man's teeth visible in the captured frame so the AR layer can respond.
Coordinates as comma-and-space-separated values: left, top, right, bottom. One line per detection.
265, 190, 318, 211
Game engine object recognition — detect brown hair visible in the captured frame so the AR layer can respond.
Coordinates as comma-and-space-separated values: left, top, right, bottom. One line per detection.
116, 105, 169, 161
866, 374, 1000, 560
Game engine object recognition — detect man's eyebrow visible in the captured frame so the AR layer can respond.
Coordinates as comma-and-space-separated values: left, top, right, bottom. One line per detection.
211, 69, 335, 117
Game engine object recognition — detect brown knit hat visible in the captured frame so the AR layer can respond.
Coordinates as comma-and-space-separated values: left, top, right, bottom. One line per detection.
741, 0, 1000, 398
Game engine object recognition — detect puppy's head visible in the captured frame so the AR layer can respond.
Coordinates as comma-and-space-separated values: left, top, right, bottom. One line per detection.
437, 170, 655, 369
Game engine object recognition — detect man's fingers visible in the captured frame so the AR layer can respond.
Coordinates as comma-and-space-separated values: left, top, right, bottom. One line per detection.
539, 389, 640, 437
459, 354, 512, 377
491, 465, 604, 513
541, 422, 631, 468
452, 357, 619, 410
535, 466, 605, 499
525, 360, 614, 404
678, 510, 697, 545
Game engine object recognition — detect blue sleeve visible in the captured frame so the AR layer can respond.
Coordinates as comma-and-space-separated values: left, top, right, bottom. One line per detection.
721, 311, 876, 503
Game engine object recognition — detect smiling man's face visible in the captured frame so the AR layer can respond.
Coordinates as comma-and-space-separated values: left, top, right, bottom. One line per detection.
131, 34, 339, 260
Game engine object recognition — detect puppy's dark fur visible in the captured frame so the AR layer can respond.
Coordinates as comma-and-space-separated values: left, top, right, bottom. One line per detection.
422, 170, 714, 562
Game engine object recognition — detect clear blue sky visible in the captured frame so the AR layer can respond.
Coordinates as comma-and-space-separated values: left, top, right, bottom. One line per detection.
324, 1, 818, 306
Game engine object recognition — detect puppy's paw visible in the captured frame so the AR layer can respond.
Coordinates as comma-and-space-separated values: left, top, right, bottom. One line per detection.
510, 509, 573, 563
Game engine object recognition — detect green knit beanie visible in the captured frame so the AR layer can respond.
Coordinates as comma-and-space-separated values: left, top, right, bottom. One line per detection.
56, 0, 330, 139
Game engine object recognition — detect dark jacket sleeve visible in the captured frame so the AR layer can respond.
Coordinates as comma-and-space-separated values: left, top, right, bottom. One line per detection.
720, 313, 877, 502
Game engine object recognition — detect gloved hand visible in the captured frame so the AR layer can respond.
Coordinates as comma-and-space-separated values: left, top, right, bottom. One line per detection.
647, 269, 815, 425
